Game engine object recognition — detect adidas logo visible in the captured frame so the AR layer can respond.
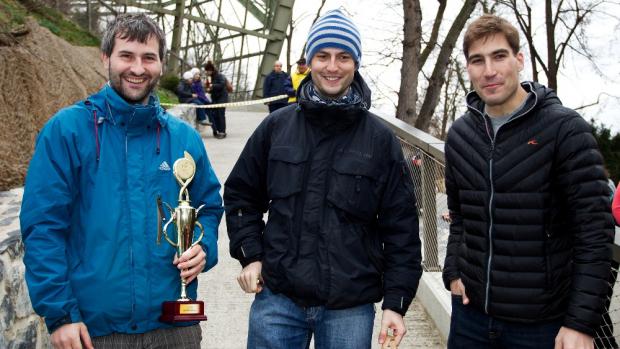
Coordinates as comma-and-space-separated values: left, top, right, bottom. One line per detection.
159, 161, 171, 171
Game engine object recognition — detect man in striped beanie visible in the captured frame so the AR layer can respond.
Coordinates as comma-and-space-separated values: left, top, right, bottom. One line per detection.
226, 8, 421, 349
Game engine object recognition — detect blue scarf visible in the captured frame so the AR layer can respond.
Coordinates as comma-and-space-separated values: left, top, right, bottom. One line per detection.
301, 81, 362, 107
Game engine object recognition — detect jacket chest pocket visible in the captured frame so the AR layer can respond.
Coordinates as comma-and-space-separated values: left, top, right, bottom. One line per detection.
267, 146, 307, 199
327, 156, 381, 220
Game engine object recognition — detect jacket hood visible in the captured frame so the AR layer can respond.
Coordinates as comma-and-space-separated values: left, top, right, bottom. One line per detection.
296, 71, 371, 132
87, 83, 169, 129
466, 81, 562, 116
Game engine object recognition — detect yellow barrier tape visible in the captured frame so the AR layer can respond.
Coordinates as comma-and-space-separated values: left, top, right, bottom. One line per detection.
160, 94, 289, 109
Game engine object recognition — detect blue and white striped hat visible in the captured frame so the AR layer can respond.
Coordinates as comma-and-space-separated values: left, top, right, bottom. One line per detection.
305, 9, 362, 68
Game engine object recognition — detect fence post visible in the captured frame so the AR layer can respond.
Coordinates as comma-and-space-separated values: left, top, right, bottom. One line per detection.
422, 155, 440, 271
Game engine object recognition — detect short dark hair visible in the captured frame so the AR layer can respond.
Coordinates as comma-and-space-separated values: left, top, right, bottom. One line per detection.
101, 13, 166, 61
203, 61, 218, 74
463, 14, 520, 59
296, 58, 306, 65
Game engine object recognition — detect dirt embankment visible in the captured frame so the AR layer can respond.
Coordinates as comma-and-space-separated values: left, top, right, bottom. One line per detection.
0, 18, 106, 190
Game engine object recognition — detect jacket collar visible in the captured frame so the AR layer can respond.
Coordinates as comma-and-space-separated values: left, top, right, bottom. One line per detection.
297, 71, 371, 133
465, 81, 560, 118
89, 83, 169, 129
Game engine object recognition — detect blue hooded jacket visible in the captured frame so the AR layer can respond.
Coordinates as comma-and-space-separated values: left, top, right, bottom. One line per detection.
20, 83, 223, 336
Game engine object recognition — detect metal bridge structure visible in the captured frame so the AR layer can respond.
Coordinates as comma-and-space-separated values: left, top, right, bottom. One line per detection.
69, 0, 295, 99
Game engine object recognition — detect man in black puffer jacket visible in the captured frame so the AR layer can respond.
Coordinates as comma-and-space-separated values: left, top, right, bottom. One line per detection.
225, 9, 421, 349
443, 14, 613, 349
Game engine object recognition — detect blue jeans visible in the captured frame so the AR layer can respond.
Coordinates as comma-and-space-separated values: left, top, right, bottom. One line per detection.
189, 99, 207, 122
247, 287, 375, 349
448, 295, 563, 349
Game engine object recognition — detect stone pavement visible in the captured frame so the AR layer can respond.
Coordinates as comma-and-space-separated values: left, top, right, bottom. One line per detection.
195, 107, 444, 349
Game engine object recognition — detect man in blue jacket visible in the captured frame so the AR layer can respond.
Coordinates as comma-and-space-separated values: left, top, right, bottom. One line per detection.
20, 14, 223, 349
262, 61, 293, 113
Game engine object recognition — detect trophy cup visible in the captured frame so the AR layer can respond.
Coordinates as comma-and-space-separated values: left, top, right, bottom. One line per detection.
157, 151, 208, 322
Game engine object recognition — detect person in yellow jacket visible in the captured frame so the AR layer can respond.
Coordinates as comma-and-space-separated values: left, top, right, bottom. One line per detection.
288, 57, 310, 103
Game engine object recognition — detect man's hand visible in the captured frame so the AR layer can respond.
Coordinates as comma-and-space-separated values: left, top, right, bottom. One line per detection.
450, 279, 469, 305
554, 326, 593, 349
173, 244, 206, 284
192, 93, 197, 98
237, 261, 263, 293
50, 322, 93, 349
378, 309, 406, 348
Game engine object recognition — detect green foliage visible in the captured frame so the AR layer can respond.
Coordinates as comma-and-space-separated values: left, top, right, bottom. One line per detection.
160, 74, 180, 93
156, 88, 179, 108
591, 119, 620, 184
28, 3, 99, 46
0, 0, 27, 30
0, 0, 99, 46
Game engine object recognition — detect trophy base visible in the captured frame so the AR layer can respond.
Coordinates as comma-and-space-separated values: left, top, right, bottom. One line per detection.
159, 300, 208, 323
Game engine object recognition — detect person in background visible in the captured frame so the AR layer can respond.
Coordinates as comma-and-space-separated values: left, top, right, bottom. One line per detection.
20, 13, 222, 349
225, 9, 421, 349
288, 57, 310, 104
595, 171, 619, 349
443, 14, 613, 349
176, 70, 209, 126
190, 67, 213, 127
263, 60, 293, 112
614, 181, 620, 225
204, 60, 227, 139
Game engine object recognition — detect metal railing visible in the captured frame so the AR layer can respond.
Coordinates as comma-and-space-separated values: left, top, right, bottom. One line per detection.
373, 110, 620, 348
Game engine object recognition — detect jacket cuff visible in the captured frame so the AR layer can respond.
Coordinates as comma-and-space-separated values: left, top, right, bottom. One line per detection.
240, 254, 263, 267
237, 239, 263, 267
46, 309, 82, 334
382, 293, 412, 316
442, 270, 460, 291
563, 318, 596, 338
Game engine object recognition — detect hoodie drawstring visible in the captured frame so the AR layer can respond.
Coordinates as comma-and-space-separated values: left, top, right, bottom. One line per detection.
88, 99, 162, 160
156, 125, 161, 155
92, 108, 101, 162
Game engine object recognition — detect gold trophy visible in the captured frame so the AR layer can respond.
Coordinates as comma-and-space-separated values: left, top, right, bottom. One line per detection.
157, 151, 208, 322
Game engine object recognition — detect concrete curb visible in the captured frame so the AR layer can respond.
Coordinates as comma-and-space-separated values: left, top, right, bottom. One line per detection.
417, 272, 451, 342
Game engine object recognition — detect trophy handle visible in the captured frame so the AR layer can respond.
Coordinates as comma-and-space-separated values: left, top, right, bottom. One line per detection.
195, 204, 206, 214
163, 202, 174, 215
162, 212, 179, 247
191, 221, 205, 247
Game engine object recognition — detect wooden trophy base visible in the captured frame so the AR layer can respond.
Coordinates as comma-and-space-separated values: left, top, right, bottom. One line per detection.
159, 300, 208, 323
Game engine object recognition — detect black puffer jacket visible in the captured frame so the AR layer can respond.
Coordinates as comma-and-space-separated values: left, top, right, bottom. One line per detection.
442, 82, 613, 336
225, 72, 422, 315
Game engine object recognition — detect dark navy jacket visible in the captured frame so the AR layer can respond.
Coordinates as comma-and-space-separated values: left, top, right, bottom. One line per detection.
263, 71, 293, 104
442, 82, 613, 336
225, 72, 422, 315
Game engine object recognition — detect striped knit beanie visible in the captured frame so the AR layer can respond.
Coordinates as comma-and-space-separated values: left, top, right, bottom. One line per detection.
305, 9, 362, 68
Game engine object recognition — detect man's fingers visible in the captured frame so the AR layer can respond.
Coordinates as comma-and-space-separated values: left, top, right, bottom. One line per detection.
461, 289, 470, 305
79, 324, 94, 349
378, 325, 388, 344
393, 327, 407, 346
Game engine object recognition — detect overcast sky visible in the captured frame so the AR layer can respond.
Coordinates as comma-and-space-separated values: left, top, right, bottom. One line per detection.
284, 0, 620, 132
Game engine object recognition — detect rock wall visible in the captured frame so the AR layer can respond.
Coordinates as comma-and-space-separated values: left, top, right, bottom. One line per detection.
0, 188, 50, 349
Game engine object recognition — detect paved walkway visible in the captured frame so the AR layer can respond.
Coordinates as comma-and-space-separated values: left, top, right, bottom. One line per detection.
194, 107, 444, 349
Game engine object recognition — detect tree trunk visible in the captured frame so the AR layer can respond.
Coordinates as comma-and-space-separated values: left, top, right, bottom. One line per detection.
415, 0, 477, 131
545, 0, 558, 90
395, 0, 422, 125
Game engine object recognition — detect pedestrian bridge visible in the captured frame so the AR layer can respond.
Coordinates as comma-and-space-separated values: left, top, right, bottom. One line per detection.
2, 104, 619, 348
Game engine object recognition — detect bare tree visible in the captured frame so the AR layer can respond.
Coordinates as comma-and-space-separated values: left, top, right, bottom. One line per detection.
499, 0, 606, 92
396, 0, 477, 131
395, 0, 423, 125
